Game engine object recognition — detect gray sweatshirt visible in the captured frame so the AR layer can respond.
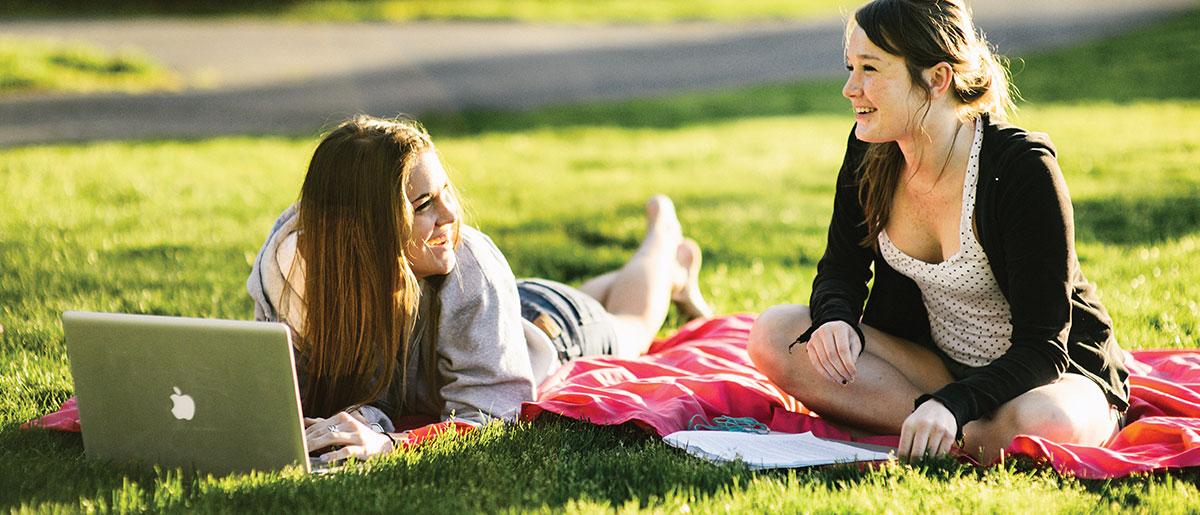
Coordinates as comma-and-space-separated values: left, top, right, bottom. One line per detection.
247, 205, 557, 426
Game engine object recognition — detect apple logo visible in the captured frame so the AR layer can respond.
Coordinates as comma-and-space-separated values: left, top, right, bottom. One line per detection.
170, 387, 196, 420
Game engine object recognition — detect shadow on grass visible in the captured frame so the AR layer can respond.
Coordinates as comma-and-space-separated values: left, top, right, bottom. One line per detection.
487, 190, 833, 284
1080, 467, 1200, 506
0, 428, 120, 509
0, 237, 256, 340
1075, 194, 1200, 245
490, 226, 631, 284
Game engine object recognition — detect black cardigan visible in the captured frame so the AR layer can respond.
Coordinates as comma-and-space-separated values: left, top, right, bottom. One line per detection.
798, 115, 1130, 432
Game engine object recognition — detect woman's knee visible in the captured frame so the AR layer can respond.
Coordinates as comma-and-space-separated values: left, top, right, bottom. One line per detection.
1008, 401, 1079, 442
748, 304, 815, 385
965, 378, 1114, 459
609, 316, 655, 358
748, 305, 810, 360
998, 384, 1107, 444
962, 400, 1079, 461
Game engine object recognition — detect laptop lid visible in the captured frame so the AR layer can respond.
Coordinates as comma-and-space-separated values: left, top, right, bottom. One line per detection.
63, 311, 310, 475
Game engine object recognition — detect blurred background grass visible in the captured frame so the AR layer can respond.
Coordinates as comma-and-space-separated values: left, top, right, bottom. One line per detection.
1011, 9, 1200, 104
0, 0, 858, 22
0, 38, 180, 96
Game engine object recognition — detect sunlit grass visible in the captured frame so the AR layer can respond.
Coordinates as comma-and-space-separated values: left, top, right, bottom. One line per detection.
2, 96, 1198, 512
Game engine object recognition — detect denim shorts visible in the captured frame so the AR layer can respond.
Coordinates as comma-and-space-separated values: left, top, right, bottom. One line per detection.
516, 278, 620, 364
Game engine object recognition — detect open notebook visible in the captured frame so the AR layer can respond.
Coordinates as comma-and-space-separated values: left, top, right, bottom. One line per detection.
664, 430, 894, 469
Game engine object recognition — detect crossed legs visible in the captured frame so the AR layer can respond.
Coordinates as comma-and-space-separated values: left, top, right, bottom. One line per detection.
747, 304, 1119, 462
577, 195, 712, 357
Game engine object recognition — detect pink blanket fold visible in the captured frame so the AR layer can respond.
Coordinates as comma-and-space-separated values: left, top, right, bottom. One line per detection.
522, 314, 1200, 479
21, 397, 81, 432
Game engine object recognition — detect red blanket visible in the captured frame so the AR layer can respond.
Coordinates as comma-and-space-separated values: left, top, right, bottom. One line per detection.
522, 314, 1200, 479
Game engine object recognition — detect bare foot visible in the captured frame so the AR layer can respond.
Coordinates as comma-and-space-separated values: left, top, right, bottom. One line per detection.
643, 194, 683, 250
672, 238, 713, 320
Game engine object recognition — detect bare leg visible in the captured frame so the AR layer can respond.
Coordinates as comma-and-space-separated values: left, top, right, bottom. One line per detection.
672, 238, 713, 320
580, 242, 712, 321
577, 271, 618, 307
748, 304, 1120, 460
587, 195, 711, 357
747, 304, 953, 434
962, 374, 1119, 462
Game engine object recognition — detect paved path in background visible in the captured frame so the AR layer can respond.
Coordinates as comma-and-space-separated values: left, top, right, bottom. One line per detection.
0, 0, 1194, 146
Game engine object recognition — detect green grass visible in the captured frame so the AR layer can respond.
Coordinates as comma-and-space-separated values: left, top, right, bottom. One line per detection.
0, 38, 179, 96
1011, 10, 1200, 104
1, 0, 858, 23
3, 10, 1200, 514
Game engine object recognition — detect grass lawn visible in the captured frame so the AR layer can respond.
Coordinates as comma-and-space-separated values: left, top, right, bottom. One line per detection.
0, 38, 179, 96
2, 9, 1199, 514
1, 0, 858, 23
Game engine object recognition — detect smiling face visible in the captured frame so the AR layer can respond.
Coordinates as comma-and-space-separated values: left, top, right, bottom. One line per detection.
842, 25, 928, 144
404, 151, 460, 279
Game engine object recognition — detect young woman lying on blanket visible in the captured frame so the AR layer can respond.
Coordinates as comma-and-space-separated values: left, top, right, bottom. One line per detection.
247, 115, 712, 463
748, 0, 1130, 462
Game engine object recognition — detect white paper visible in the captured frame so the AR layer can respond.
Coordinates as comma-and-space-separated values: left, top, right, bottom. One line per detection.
663, 431, 893, 469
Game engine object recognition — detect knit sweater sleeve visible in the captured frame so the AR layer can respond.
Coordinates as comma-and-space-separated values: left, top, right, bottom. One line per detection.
920, 142, 1073, 430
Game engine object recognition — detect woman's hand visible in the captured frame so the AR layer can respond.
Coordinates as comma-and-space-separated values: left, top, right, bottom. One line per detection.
304, 410, 395, 464
805, 320, 862, 384
899, 399, 957, 460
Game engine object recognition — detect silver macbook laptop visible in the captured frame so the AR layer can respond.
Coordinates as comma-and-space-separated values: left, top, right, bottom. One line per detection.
63, 311, 315, 475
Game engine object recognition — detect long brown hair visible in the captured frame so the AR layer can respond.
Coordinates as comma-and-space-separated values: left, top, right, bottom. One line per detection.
288, 115, 436, 418
851, 0, 1017, 248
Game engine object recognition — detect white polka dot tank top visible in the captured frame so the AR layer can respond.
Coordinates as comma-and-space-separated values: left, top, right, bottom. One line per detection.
878, 120, 1013, 367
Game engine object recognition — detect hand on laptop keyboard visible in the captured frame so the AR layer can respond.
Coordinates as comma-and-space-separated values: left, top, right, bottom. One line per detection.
303, 410, 398, 464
